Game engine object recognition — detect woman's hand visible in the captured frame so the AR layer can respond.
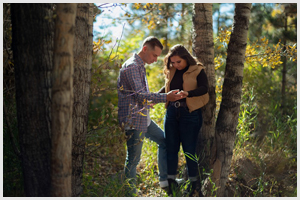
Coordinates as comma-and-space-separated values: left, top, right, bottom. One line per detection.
177, 90, 188, 98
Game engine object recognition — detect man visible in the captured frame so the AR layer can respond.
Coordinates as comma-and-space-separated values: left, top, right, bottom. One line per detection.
117, 36, 183, 196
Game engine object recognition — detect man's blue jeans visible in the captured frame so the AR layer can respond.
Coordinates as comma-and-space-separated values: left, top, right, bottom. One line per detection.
164, 105, 203, 181
124, 120, 167, 194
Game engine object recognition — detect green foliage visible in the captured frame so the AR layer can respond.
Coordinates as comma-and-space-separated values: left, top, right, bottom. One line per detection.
235, 86, 258, 149
230, 81, 297, 197
85, 3, 297, 197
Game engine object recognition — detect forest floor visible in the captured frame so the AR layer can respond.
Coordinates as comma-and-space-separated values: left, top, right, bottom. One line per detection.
82, 136, 297, 197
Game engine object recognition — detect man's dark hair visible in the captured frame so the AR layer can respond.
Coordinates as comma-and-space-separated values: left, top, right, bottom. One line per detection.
142, 36, 163, 50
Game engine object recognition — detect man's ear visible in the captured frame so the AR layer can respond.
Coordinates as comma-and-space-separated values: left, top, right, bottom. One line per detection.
142, 45, 148, 52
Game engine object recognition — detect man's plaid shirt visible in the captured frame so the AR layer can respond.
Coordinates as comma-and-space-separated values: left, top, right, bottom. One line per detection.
117, 53, 167, 134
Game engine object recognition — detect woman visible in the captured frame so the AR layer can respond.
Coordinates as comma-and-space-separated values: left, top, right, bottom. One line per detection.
160, 44, 209, 196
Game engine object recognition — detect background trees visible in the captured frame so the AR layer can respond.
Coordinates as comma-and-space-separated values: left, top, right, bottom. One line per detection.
5, 3, 94, 197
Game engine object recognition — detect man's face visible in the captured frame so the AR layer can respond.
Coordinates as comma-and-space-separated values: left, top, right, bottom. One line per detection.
143, 45, 162, 64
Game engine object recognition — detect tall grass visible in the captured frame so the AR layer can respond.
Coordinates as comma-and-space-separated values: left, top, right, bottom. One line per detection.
82, 63, 297, 197
230, 87, 297, 197
82, 89, 297, 197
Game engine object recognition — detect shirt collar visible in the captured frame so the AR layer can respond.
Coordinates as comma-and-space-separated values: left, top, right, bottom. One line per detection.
134, 53, 145, 68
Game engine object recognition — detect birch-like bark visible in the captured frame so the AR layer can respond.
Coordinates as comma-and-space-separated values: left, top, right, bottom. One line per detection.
51, 3, 77, 197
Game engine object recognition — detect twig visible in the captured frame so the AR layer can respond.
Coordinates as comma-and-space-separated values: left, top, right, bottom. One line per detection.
115, 22, 125, 55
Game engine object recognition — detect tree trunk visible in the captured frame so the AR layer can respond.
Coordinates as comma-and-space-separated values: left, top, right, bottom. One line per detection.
281, 12, 287, 113
217, 5, 220, 36
51, 3, 77, 197
11, 3, 54, 196
180, 3, 186, 41
192, 3, 217, 183
71, 3, 93, 197
162, 4, 170, 54
213, 3, 251, 197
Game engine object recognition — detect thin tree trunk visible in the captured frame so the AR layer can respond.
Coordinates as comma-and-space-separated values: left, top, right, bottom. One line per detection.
180, 3, 185, 41
217, 5, 220, 36
51, 3, 77, 197
11, 3, 54, 196
71, 3, 93, 197
281, 12, 287, 113
213, 3, 251, 197
162, 4, 170, 54
192, 3, 216, 184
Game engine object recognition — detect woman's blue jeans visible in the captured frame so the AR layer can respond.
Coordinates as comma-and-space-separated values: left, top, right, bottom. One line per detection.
124, 120, 167, 195
164, 105, 203, 180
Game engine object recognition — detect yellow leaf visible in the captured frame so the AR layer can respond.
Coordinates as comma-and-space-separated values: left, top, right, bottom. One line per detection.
134, 3, 140, 9
138, 112, 147, 116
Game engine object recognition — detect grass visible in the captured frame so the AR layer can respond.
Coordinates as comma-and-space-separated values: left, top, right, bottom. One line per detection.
82, 103, 191, 197
82, 87, 297, 197
3, 89, 296, 197
226, 88, 297, 197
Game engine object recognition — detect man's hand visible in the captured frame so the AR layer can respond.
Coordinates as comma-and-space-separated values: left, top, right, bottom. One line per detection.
166, 90, 184, 101
149, 103, 156, 109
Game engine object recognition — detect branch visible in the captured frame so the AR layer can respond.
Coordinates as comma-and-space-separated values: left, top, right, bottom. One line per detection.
95, 23, 126, 68
115, 3, 160, 21
97, 3, 123, 9
115, 22, 125, 55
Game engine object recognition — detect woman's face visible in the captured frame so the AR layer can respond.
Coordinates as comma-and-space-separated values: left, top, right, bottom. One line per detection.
170, 55, 188, 70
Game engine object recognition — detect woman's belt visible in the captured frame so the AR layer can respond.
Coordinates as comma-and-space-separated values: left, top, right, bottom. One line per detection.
169, 101, 187, 108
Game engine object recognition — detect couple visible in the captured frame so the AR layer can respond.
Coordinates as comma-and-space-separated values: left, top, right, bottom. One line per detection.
117, 36, 209, 197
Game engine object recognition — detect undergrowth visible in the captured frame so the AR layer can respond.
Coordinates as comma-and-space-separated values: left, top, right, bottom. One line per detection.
82, 88, 297, 197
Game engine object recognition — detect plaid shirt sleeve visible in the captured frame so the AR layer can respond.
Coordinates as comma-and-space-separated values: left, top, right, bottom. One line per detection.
123, 64, 167, 104
117, 56, 167, 133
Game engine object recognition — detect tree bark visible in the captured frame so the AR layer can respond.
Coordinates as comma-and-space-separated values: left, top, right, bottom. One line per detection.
51, 3, 77, 197
71, 3, 93, 197
192, 3, 217, 182
213, 3, 251, 196
11, 3, 54, 196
